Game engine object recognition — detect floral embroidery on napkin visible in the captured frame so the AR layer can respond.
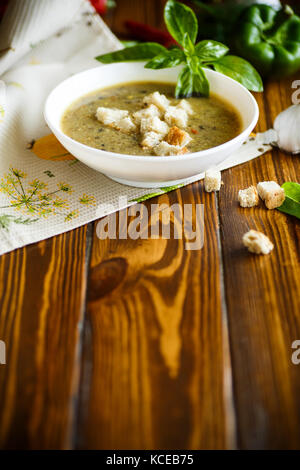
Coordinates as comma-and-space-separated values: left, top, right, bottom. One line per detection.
0, 168, 96, 223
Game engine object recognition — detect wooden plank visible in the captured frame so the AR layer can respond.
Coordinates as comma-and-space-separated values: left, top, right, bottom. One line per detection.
77, 183, 233, 450
219, 76, 300, 449
105, 0, 167, 39
0, 227, 89, 449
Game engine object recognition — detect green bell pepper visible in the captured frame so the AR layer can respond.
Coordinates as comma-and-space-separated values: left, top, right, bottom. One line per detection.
234, 4, 300, 78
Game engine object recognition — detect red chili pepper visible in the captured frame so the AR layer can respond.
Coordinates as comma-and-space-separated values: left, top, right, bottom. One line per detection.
191, 129, 198, 134
90, 0, 109, 15
125, 20, 177, 48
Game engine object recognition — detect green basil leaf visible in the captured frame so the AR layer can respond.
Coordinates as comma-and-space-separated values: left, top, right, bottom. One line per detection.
182, 32, 195, 55
175, 63, 209, 98
164, 0, 198, 45
193, 66, 210, 96
278, 182, 300, 219
212, 55, 263, 92
187, 56, 210, 96
186, 55, 198, 73
95, 43, 166, 63
145, 48, 185, 69
120, 40, 140, 47
195, 40, 229, 61
175, 65, 193, 98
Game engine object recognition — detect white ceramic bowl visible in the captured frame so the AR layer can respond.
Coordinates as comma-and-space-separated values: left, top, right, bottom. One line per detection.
44, 62, 259, 188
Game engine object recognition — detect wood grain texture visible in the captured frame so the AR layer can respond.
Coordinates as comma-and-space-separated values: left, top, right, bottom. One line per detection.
219, 76, 300, 449
105, 0, 167, 39
0, 227, 89, 449
0, 0, 300, 451
76, 184, 233, 450
78, 1, 233, 448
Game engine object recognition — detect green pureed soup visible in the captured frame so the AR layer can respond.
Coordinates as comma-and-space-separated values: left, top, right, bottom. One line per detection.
61, 82, 242, 156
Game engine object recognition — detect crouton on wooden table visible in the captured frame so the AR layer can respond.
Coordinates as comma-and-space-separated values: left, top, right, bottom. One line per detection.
238, 186, 259, 208
243, 230, 274, 255
204, 169, 222, 192
257, 181, 285, 209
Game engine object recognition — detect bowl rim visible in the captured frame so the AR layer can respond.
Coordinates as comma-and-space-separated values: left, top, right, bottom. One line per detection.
44, 62, 259, 162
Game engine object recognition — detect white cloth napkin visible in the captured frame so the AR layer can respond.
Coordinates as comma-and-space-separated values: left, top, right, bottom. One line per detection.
0, 0, 271, 255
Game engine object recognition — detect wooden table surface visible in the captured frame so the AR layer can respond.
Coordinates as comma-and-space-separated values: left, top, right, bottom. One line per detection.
0, 0, 300, 450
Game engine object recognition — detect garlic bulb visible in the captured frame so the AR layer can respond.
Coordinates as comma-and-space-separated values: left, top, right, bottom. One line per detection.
273, 104, 300, 154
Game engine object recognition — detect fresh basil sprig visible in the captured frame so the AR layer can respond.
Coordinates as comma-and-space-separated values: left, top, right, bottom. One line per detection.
96, 0, 263, 98
164, 0, 198, 44
144, 46, 185, 69
96, 43, 166, 63
278, 182, 300, 219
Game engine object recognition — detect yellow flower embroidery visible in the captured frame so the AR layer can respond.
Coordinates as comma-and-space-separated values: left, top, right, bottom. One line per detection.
0, 168, 76, 221
11, 168, 27, 179
79, 194, 96, 206
64, 210, 79, 221
58, 182, 72, 193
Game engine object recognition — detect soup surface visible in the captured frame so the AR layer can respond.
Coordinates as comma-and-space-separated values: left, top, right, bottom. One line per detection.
61, 82, 241, 156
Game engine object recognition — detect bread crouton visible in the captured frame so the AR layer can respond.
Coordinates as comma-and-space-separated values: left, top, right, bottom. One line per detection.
153, 141, 188, 156
257, 181, 285, 209
177, 99, 194, 115
242, 230, 274, 255
164, 106, 188, 128
204, 169, 222, 192
96, 107, 128, 125
238, 186, 259, 208
141, 132, 163, 149
116, 116, 137, 133
96, 107, 137, 133
140, 116, 169, 137
165, 126, 192, 147
143, 92, 170, 112
133, 104, 161, 124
